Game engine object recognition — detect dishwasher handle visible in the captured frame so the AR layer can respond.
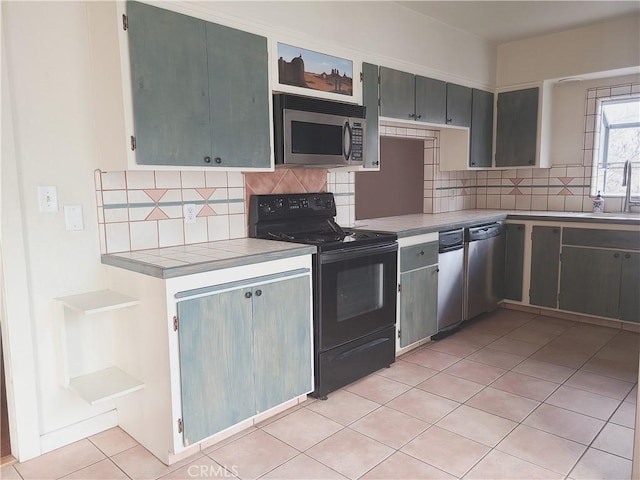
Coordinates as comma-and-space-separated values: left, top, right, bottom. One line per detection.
466, 223, 502, 242
439, 244, 464, 253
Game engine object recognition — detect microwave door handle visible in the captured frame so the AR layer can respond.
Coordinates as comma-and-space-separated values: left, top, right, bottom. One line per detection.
343, 121, 352, 161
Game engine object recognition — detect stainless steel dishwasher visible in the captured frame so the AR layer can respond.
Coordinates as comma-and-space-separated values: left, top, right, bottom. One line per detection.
465, 222, 505, 320
437, 229, 465, 333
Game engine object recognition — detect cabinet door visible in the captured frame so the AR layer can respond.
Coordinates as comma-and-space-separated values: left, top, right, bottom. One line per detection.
559, 247, 622, 319
399, 265, 438, 347
619, 252, 640, 323
127, 1, 212, 166
504, 224, 525, 301
253, 276, 312, 413
379, 67, 415, 120
495, 87, 538, 167
177, 288, 255, 445
207, 23, 270, 168
362, 63, 380, 169
470, 89, 494, 168
415, 76, 446, 124
529, 226, 560, 308
445, 83, 472, 127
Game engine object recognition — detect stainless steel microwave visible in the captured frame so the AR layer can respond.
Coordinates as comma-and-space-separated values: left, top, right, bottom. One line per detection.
273, 94, 366, 168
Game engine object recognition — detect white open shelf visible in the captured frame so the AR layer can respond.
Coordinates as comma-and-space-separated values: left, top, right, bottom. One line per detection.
56, 289, 139, 315
69, 366, 145, 405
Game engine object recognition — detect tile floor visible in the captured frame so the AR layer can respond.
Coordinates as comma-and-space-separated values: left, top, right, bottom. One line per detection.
2, 309, 638, 480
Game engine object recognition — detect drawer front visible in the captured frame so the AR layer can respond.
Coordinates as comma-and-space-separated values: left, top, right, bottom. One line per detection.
400, 241, 438, 272
562, 228, 640, 251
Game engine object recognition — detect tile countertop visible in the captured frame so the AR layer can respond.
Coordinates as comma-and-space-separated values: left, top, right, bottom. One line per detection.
354, 210, 640, 238
101, 238, 316, 279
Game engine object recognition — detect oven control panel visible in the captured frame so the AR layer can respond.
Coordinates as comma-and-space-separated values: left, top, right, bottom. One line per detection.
249, 193, 337, 221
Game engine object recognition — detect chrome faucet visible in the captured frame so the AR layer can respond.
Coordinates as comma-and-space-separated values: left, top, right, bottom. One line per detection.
622, 160, 640, 213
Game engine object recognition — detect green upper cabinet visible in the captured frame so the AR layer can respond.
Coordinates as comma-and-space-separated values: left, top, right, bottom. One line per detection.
445, 83, 472, 127
379, 67, 415, 120
470, 89, 494, 168
126, 1, 270, 168
362, 63, 381, 169
415, 76, 446, 124
206, 22, 270, 168
495, 87, 539, 168
126, 1, 211, 167
379, 67, 472, 133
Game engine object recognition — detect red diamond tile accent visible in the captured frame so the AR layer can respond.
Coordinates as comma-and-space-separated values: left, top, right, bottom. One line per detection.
558, 177, 575, 186
145, 207, 169, 220
143, 189, 168, 203
197, 204, 216, 217
195, 188, 216, 200
510, 178, 524, 186
558, 187, 573, 196
509, 188, 523, 196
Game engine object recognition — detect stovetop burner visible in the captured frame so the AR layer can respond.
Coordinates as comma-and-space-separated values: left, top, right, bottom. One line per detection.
248, 193, 396, 251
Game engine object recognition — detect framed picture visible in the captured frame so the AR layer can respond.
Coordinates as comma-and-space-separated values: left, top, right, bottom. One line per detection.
274, 42, 358, 102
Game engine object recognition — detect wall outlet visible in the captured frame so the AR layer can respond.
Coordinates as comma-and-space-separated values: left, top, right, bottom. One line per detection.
37, 186, 58, 212
183, 204, 197, 224
64, 205, 84, 231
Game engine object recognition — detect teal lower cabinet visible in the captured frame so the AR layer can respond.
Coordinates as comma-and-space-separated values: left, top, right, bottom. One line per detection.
503, 223, 525, 301
399, 266, 438, 347
252, 276, 312, 413
619, 252, 640, 323
397, 237, 438, 350
177, 274, 311, 446
559, 247, 622, 319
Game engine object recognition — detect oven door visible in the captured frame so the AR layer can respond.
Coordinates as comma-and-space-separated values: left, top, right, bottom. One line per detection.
317, 242, 398, 351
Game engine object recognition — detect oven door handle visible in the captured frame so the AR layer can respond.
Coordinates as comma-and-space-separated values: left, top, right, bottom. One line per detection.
320, 242, 398, 264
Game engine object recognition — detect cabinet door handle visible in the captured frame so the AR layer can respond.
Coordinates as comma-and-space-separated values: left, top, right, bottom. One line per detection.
204, 156, 211, 164
245, 291, 252, 299
614, 253, 620, 258
255, 289, 262, 297
214, 157, 222, 164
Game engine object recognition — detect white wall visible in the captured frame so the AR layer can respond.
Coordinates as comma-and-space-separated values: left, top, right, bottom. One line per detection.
2, 1, 117, 457
497, 15, 640, 86
0, 0, 496, 459
550, 73, 640, 166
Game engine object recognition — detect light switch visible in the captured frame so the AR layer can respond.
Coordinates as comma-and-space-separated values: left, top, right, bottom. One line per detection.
64, 205, 84, 231
37, 186, 58, 212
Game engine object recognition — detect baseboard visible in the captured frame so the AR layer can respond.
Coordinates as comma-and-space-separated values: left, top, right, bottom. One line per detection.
39, 409, 117, 454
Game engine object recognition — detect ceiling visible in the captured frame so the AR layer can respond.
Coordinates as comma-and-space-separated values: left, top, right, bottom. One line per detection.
397, 1, 640, 45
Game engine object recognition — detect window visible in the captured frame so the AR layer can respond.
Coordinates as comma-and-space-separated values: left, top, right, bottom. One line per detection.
592, 98, 640, 196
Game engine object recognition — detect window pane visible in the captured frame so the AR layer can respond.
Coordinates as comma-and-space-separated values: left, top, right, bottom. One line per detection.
593, 97, 640, 197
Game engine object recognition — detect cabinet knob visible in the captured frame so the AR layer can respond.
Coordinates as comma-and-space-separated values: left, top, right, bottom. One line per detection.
624, 253, 631, 259
245, 291, 252, 299
409, 113, 414, 119
204, 156, 211, 163
553, 228, 559, 234
419, 250, 425, 256
446, 118, 452, 123
614, 253, 620, 258
471, 161, 476, 166
214, 157, 222, 164
416, 114, 422, 120
436, 268, 440, 273
255, 289, 262, 297
528, 159, 534, 165
373, 161, 379, 166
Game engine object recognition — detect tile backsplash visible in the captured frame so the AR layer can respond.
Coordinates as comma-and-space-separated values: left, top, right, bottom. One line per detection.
95, 169, 245, 253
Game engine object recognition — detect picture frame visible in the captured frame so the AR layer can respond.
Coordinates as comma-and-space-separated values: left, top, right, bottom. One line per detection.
273, 41, 360, 103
